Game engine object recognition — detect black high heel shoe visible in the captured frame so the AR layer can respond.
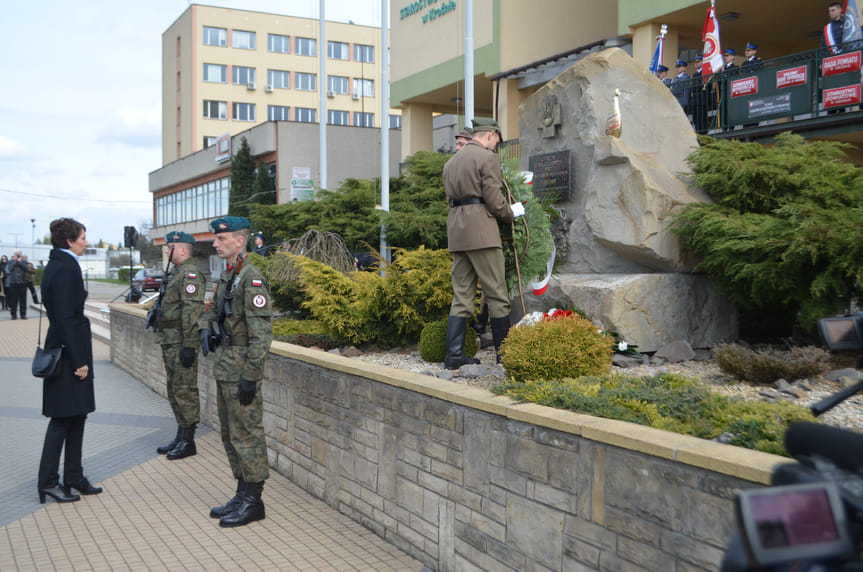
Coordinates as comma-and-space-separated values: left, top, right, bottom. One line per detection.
39, 485, 80, 504
65, 477, 103, 496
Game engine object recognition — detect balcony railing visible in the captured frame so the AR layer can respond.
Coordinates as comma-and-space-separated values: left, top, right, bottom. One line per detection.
668, 45, 863, 136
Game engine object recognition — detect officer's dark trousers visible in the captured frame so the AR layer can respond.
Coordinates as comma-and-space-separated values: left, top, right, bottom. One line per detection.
38, 415, 86, 489
7, 284, 26, 317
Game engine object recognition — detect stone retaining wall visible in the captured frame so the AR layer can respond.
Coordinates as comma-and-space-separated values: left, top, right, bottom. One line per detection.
110, 304, 781, 571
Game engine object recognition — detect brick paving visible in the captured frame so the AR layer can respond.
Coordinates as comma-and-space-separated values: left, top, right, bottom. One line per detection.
0, 285, 424, 571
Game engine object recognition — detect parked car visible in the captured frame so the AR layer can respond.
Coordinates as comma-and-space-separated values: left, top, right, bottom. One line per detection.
132, 268, 164, 292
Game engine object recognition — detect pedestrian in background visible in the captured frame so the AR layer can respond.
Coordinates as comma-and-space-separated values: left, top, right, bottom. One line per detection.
199, 216, 273, 527
0, 254, 7, 312
252, 232, 270, 257
454, 128, 473, 152
37, 217, 103, 504
24, 255, 39, 304
670, 59, 691, 112
154, 231, 206, 460
6, 250, 29, 319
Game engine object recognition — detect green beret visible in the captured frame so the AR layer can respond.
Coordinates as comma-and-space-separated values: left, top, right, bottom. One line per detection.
164, 231, 196, 245
471, 118, 501, 133
210, 216, 250, 234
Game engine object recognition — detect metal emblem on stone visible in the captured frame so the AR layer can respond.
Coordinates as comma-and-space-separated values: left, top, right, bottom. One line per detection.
540, 95, 561, 138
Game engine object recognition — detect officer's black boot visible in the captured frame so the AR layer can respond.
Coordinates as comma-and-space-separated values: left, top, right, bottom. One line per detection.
166, 424, 197, 460
210, 480, 244, 518
219, 481, 265, 527
490, 316, 512, 364
444, 316, 480, 370
156, 425, 182, 454
471, 303, 489, 335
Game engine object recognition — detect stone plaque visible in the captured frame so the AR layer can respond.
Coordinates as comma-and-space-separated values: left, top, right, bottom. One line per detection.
528, 150, 571, 201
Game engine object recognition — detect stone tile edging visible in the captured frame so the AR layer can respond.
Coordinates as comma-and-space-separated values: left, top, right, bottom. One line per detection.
110, 302, 783, 485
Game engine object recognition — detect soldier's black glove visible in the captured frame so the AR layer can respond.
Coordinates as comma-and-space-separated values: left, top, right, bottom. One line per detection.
200, 329, 213, 356
180, 347, 196, 368
234, 379, 257, 405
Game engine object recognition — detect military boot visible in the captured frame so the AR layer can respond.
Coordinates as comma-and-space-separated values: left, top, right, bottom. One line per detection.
444, 316, 480, 370
490, 316, 512, 364
210, 480, 244, 518
166, 425, 197, 460
156, 425, 182, 454
219, 481, 265, 527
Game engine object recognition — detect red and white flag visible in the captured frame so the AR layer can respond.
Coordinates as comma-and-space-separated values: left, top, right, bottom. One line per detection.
701, 1, 723, 78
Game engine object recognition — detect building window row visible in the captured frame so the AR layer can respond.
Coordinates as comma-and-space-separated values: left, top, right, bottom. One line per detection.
203, 65, 375, 97
156, 177, 230, 227
203, 27, 373, 63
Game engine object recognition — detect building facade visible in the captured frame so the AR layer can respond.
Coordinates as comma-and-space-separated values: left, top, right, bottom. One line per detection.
162, 4, 400, 165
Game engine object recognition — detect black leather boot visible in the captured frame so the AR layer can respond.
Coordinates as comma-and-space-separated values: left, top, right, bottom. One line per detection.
166, 425, 196, 460
210, 480, 244, 518
219, 481, 265, 527
490, 316, 512, 364
157, 425, 182, 454
444, 316, 480, 370
65, 477, 103, 496
471, 303, 489, 335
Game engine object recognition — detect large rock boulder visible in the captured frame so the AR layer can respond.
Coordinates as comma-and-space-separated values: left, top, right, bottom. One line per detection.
515, 48, 737, 350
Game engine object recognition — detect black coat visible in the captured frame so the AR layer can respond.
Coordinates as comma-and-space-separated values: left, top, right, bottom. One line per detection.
40, 249, 95, 418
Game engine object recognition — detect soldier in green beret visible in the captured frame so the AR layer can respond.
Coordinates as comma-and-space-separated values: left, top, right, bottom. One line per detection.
198, 216, 273, 527
154, 231, 206, 460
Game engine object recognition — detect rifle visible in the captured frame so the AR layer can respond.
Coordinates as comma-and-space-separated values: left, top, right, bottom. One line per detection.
211, 233, 248, 347
145, 245, 174, 332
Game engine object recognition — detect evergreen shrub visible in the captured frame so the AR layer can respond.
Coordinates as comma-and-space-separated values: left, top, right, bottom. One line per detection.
713, 343, 831, 384
501, 314, 615, 381
418, 318, 478, 363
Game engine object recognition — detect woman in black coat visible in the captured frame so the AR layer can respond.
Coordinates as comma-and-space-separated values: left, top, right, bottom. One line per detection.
37, 218, 103, 503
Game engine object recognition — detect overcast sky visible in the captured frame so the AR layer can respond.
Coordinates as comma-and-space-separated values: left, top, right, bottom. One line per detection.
0, 0, 383, 253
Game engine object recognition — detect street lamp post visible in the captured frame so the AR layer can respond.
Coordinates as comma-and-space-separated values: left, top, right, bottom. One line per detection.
30, 218, 35, 260
7, 232, 23, 249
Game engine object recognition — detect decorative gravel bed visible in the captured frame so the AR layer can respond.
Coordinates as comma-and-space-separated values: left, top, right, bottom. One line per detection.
346, 345, 863, 434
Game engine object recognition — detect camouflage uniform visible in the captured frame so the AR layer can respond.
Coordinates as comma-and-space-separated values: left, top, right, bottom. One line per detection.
199, 262, 273, 483
158, 257, 206, 428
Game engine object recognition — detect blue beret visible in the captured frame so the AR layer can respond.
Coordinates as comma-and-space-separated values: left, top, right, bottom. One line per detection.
164, 231, 195, 245
210, 216, 250, 234
657, 65, 669, 72
695, 55, 703, 61
676, 60, 687, 67
745, 42, 757, 50
724, 48, 736, 56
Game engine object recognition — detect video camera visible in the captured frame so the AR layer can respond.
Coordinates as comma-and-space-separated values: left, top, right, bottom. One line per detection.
721, 313, 863, 570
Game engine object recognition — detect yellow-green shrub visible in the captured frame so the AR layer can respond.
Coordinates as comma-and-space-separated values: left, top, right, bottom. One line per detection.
418, 318, 478, 363
501, 314, 615, 381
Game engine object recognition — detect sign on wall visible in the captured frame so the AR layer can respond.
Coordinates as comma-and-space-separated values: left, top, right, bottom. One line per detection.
290, 167, 314, 201
528, 150, 571, 202
215, 133, 231, 163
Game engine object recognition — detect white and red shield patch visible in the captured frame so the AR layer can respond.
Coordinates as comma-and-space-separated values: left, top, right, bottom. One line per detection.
252, 294, 267, 308
185, 284, 197, 294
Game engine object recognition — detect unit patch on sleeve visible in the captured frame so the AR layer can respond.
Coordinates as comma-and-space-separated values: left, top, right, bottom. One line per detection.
251, 279, 263, 287
187, 273, 197, 278
185, 284, 197, 294
252, 294, 268, 308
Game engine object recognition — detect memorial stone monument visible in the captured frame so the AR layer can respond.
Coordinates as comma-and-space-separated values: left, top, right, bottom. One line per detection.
517, 47, 737, 351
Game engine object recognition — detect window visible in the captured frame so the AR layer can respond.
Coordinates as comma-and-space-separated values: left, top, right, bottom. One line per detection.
232, 30, 256, 50
327, 75, 349, 95
295, 37, 316, 56
232, 66, 256, 86
389, 114, 402, 129
268, 105, 290, 121
353, 78, 374, 98
268, 33, 290, 53
267, 69, 290, 89
155, 176, 230, 226
203, 63, 226, 83
203, 26, 227, 47
295, 107, 316, 123
328, 41, 349, 60
233, 102, 256, 121
203, 136, 218, 148
354, 112, 374, 127
203, 100, 227, 119
295, 72, 316, 91
328, 110, 349, 125
354, 44, 374, 63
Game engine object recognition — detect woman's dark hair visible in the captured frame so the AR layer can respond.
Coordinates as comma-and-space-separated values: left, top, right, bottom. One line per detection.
50, 218, 86, 249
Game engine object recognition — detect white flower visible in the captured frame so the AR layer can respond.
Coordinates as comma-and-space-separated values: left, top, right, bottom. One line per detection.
618, 341, 628, 351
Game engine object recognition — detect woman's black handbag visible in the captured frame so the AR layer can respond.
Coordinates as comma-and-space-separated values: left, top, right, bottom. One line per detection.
32, 345, 62, 378
32, 299, 62, 379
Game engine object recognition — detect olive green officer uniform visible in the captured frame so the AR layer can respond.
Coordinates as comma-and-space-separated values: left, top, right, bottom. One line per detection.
158, 256, 206, 428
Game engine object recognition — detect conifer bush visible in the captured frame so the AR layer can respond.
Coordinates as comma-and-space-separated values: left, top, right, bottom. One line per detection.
501, 314, 615, 381
418, 318, 479, 363
713, 343, 831, 384
673, 133, 863, 334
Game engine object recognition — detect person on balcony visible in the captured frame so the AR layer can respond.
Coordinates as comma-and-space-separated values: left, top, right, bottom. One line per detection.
670, 59, 691, 112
